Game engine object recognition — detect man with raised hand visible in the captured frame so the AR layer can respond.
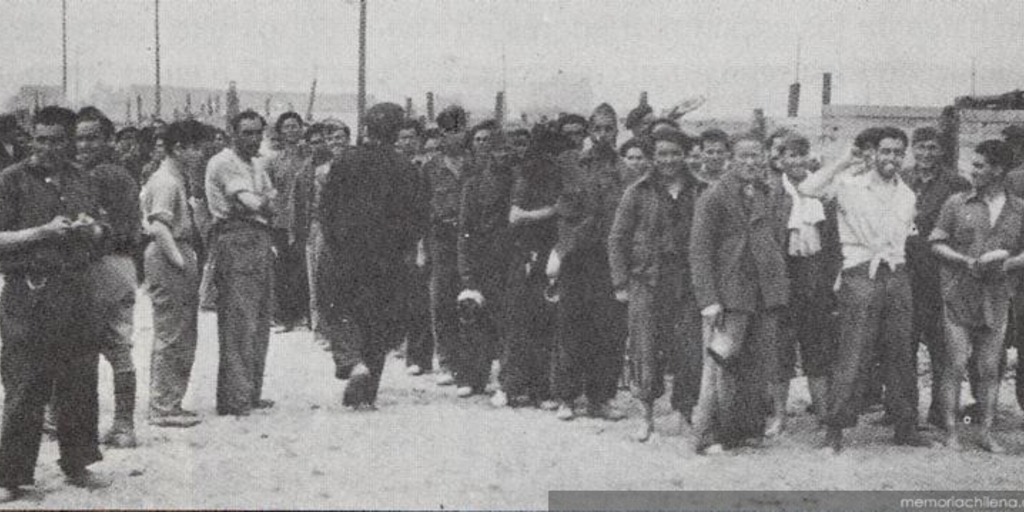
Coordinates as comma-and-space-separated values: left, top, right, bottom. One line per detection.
799, 126, 931, 453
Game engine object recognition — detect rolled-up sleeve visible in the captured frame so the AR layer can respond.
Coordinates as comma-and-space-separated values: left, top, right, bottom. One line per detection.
140, 174, 179, 230
928, 196, 959, 243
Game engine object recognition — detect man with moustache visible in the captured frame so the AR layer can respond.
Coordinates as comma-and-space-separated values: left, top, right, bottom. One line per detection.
799, 127, 932, 453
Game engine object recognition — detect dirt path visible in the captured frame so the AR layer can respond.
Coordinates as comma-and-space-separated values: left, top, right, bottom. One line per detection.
3, 294, 1024, 510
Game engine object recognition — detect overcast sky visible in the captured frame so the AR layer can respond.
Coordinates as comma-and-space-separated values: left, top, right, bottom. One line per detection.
3, 0, 1024, 118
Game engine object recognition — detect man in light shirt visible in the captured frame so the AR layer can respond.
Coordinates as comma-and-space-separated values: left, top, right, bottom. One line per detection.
205, 110, 277, 417
798, 126, 931, 453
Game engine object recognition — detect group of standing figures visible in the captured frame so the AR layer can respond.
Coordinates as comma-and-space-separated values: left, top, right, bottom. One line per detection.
1, 96, 1024, 503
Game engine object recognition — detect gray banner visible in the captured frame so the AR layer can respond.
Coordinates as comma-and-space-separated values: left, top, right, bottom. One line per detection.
549, 491, 1024, 511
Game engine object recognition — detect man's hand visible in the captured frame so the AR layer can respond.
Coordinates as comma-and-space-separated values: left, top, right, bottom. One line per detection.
38, 215, 74, 239
614, 288, 629, 303
701, 303, 724, 329
546, 250, 562, 280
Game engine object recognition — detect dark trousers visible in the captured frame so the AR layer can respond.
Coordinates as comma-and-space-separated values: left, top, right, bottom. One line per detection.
404, 263, 434, 371
552, 250, 627, 405
0, 274, 102, 488
499, 250, 555, 400
146, 241, 200, 414
825, 264, 917, 430
908, 254, 944, 419
778, 253, 837, 381
213, 225, 274, 415
692, 309, 776, 447
272, 227, 309, 326
429, 225, 459, 371
452, 266, 504, 390
626, 279, 703, 412
329, 316, 389, 404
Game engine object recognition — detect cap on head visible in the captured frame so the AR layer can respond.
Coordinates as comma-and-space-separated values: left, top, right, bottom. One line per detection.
625, 104, 654, 130
436, 105, 468, 134
590, 103, 617, 126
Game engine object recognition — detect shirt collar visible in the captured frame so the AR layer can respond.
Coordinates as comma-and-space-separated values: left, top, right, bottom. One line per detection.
964, 186, 1007, 204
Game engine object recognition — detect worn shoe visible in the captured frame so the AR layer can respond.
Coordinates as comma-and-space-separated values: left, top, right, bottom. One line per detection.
979, 434, 1007, 454
764, 416, 785, 438
556, 403, 575, 421
101, 421, 138, 448
171, 407, 199, 417
490, 390, 509, 408
456, 386, 475, 398
252, 399, 275, 410
539, 399, 560, 411
435, 372, 455, 386
406, 364, 423, 376
149, 413, 201, 428
587, 403, 626, 421
64, 468, 113, 490
343, 365, 372, 407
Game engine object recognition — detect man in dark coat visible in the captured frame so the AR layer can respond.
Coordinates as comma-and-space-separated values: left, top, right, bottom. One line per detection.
319, 102, 422, 408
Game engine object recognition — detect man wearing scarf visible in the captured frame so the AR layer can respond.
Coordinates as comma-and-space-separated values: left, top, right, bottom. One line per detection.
773, 134, 841, 430
689, 132, 790, 454
546, 103, 630, 421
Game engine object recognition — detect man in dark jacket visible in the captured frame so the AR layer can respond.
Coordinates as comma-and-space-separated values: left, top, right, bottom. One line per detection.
545, 103, 630, 421
689, 132, 790, 453
319, 102, 421, 408
608, 129, 701, 442
901, 126, 970, 427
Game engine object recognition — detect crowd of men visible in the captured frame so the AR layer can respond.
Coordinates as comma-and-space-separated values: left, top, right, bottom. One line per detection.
1, 96, 1024, 503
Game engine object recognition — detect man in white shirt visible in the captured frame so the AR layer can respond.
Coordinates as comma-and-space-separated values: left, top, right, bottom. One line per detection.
799, 126, 931, 453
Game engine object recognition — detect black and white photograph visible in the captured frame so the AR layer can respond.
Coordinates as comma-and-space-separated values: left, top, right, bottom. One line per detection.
0, 1, 1023, 510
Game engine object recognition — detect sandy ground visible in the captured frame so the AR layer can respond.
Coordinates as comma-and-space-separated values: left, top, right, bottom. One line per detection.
1, 291, 1023, 510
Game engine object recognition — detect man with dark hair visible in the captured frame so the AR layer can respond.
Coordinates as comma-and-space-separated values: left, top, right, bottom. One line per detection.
625, 104, 655, 140
609, 129, 702, 441
556, 114, 588, 151
425, 119, 476, 386
0, 106, 111, 502
901, 126, 970, 428
694, 128, 731, 192
205, 109, 277, 416
436, 105, 468, 135
393, 118, 434, 376
494, 125, 565, 409
545, 103, 630, 421
75, 107, 143, 448
114, 126, 145, 185
800, 126, 931, 453
774, 134, 841, 429
263, 111, 309, 332
454, 120, 514, 397
930, 139, 1024, 453
142, 119, 207, 429
689, 132, 789, 453
320, 102, 421, 408
0, 114, 27, 170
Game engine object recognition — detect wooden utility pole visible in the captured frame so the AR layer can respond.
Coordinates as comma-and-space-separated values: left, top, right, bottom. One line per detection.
62, 0, 68, 100
357, 0, 367, 145
154, 0, 162, 119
